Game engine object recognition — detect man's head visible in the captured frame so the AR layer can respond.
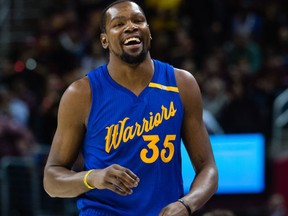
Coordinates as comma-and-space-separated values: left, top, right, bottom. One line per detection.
100, 0, 146, 34
99, 0, 151, 64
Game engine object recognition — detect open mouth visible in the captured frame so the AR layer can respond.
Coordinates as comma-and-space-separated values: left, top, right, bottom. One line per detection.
123, 37, 141, 46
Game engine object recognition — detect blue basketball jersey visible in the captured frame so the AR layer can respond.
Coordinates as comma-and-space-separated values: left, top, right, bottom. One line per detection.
77, 59, 184, 216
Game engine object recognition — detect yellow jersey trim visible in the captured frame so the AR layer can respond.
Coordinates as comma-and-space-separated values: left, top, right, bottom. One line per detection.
148, 82, 179, 93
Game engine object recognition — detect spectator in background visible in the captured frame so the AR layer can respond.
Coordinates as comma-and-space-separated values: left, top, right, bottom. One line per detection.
169, 28, 196, 68
81, 39, 107, 73
266, 193, 287, 216
202, 75, 229, 120
0, 85, 30, 126
145, 0, 183, 34
275, 25, 288, 76
203, 109, 224, 134
218, 67, 264, 134
231, 1, 263, 42
262, 1, 283, 53
0, 115, 36, 158
35, 73, 64, 144
224, 33, 262, 74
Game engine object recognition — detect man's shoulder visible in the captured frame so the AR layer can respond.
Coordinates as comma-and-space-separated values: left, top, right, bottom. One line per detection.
66, 76, 91, 97
152, 59, 191, 75
86, 64, 106, 76
152, 59, 175, 75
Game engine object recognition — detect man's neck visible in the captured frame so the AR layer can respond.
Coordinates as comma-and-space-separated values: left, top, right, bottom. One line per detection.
107, 55, 154, 96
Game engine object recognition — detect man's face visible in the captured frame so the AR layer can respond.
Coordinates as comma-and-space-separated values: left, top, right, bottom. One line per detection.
101, 2, 151, 64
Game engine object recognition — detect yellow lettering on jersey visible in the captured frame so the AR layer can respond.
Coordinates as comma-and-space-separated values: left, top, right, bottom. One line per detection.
105, 101, 177, 153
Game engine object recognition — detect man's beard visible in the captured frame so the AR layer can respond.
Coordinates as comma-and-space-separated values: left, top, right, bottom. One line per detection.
120, 49, 148, 65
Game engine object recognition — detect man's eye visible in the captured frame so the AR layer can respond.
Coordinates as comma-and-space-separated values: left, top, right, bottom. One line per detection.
114, 23, 124, 27
135, 19, 144, 24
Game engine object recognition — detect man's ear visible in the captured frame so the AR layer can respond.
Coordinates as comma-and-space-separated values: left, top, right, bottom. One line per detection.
100, 33, 108, 49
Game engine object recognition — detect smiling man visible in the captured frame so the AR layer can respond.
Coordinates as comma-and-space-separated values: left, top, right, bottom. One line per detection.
43, 1, 218, 215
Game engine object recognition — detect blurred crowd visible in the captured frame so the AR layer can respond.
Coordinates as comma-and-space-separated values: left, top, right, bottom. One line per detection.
0, 0, 288, 157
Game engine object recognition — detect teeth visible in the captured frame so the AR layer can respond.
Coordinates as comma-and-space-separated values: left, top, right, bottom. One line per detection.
124, 37, 141, 45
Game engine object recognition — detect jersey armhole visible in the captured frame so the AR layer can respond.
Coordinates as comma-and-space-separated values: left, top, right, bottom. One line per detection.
85, 73, 95, 130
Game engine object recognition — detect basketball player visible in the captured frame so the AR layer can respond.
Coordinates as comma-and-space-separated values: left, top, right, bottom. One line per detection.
43, 1, 218, 215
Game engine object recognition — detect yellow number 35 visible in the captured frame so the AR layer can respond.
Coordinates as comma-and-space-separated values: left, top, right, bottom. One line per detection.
140, 135, 176, 164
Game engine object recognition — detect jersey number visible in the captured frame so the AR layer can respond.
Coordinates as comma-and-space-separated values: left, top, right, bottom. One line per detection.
140, 135, 175, 164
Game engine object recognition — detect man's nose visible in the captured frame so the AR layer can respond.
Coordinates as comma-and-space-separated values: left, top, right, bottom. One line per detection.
125, 21, 138, 32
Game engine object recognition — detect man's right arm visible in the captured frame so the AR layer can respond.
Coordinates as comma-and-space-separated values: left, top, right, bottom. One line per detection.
43, 77, 92, 197
43, 77, 140, 198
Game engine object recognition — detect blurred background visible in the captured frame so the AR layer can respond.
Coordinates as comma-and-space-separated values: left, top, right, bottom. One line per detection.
0, 0, 288, 215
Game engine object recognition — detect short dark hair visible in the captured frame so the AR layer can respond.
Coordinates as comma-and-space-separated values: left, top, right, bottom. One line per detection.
100, 0, 145, 33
